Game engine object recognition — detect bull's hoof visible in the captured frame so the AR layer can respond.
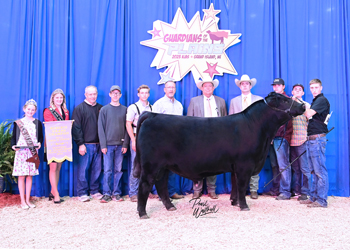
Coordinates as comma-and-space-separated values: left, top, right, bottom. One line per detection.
167, 207, 177, 211
240, 207, 250, 211
140, 214, 150, 219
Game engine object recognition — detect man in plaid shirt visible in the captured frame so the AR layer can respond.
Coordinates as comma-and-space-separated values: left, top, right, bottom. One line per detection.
290, 84, 311, 201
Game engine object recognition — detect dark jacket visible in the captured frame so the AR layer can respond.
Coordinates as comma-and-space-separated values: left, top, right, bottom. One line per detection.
11, 119, 44, 147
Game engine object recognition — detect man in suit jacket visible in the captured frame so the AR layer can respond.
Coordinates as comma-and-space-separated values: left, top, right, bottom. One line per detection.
229, 74, 263, 199
187, 79, 227, 199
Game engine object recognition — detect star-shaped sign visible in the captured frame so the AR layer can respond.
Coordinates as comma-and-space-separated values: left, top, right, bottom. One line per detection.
204, 4, 221, 20
149, 27, 161, 38
159, 71, 175, 84
141, 7, 241, 85
203, 62, 220, 78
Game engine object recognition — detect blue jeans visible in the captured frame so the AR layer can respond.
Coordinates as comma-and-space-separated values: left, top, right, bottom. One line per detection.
306, 137, 328, 207
129, 141, 139, 197
129, 141, 157, 197
273, 138, 291, 198
77, 144, 102, 197
269, 145, 281, 194
102, 145, 124, 196
291, 143, 310, 196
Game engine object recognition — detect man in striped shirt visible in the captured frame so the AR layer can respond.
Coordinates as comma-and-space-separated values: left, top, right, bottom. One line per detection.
290, 84, 311, 201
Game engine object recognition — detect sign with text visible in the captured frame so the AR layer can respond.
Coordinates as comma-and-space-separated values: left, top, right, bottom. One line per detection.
140, 3, 241, 84
44, 120, 73, 164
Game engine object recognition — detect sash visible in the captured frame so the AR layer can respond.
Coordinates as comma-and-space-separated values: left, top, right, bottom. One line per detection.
48, 107, 64, 121
15, 120, 40, 169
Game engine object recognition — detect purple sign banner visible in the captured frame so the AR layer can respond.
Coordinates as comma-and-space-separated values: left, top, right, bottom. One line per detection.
44, 120, 73, 164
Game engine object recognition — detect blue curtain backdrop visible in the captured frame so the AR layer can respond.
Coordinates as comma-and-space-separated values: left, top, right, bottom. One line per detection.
0, 0, 349, 197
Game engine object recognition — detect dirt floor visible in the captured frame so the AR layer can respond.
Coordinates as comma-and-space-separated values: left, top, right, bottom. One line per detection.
1, 193, 350, 249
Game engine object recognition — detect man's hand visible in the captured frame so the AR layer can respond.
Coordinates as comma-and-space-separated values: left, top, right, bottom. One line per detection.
79, 144, 87, 156
132, 140, 136, 152
122, 147, 127, 154
101, 148, 107, 154
12, 146, 20, 151
37, 142, 41, 150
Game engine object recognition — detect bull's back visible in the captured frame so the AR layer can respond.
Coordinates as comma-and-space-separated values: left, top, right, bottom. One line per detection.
138, 114, 264, 165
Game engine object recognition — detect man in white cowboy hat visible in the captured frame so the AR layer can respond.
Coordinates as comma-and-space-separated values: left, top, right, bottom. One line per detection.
187, 78, 227, 199
229, 74, 263, 199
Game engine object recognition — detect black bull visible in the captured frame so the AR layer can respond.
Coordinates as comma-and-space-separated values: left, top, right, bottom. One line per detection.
133, 92, 305, 219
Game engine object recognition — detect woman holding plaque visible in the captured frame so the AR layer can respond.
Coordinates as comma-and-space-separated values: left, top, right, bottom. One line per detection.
11, 99, 43, 209
43, 89, 69, 204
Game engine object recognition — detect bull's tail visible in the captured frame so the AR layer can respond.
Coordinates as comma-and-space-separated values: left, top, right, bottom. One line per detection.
132, 111, 153, 179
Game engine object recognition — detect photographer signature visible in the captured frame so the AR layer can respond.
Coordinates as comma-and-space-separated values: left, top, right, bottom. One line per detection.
189, 198, 219, 218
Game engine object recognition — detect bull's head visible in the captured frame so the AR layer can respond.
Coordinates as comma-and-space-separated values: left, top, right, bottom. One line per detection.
264, 92, 305, 117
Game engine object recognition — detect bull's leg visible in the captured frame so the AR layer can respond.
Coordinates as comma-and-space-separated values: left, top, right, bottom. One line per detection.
235, 166, 252, 211
137, 172, 155, 219
155, 169, 176, 211
230, 172, 239, 206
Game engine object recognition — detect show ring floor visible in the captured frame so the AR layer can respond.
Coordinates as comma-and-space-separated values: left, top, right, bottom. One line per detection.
1, 194, 350, 249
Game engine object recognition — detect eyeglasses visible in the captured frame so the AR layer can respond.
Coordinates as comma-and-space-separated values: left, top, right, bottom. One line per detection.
165, 87, 176, 89
111, 92, 121, 96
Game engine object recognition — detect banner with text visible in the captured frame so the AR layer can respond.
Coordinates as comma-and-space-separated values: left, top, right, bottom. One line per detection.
44, 120, 73, 164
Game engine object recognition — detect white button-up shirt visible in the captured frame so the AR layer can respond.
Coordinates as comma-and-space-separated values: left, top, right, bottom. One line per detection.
203, 95, 218, 117
153, 95, 183, 116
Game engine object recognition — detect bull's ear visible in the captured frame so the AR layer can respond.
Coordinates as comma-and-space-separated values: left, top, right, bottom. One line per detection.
267, 92, 275, 97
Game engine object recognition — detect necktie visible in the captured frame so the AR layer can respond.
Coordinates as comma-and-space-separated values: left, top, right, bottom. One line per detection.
207, 98, 212, 117
243, 96, 248, 110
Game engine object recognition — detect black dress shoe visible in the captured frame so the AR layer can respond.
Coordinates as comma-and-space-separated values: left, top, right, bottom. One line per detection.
53, 198, 64, 203
49, 193, 54, 201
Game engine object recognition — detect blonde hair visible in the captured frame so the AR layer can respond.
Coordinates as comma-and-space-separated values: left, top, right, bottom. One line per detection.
23, 99, 37, 111
50, 89, 67, 112
137, 85, 150, 93
309, 79, 322, 86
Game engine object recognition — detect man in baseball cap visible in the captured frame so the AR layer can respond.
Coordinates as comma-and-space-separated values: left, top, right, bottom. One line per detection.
269, 78, 294, 201
98, 85, 129, 203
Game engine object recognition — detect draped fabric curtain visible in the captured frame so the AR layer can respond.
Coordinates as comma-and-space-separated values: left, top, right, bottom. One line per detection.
0, 0, 348, 197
